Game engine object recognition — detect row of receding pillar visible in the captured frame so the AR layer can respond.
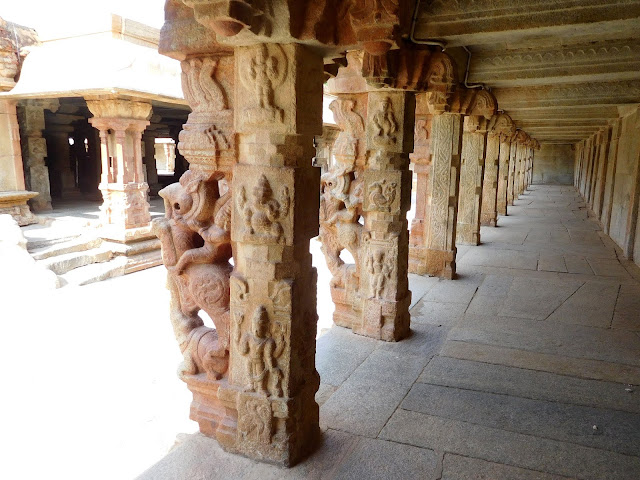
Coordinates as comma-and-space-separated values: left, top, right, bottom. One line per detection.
152, 23, 540, 464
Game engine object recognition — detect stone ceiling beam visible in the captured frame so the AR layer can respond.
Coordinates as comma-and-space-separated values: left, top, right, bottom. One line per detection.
416, 0, 640, 48
468, 40, 640, 87
493, 80, 640, 109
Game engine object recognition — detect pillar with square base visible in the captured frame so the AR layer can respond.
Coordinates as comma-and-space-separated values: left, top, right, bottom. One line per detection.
87, 98, 161, 273
486, 113, 515, 223
456, 90, 497, 245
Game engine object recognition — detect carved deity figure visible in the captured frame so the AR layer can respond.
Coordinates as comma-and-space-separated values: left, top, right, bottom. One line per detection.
367, 249, 392, 299
241, 44, 286, 123
238, 174, 290, 244
372, 97, 398, 146
152, 169, 233, 380
237, 306, 285, 397
181, 57, 228, 112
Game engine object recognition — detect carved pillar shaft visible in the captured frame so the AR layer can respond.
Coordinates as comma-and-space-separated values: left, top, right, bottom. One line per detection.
143, 133, 160, 194
360, 90, 413, 340
409, 94, 432, 274
481, 132, 500, 226
457, 116, 487, 245
516, 143, 526, 196
507, 140, 517, 206
496, 137, 511, 216
87, 99, 151, 234
226, 42, 322, 465
602, 120, 622, 234
423, 113, 463, 279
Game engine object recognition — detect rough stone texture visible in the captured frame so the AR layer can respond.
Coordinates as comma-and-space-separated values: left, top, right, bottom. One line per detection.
533, 144, 574, 185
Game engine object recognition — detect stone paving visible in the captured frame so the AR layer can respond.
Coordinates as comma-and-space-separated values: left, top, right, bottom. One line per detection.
4, 185, 640, 479
140, 185, 640, 480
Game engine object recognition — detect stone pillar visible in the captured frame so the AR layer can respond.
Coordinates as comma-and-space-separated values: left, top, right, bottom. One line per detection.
47, 124, 76, 198
17, 99, 59, 211
424, 112, 463, 278
481, 128, 500, 226
320, 51, 413, 341
514, 131, 529, 198
592, 128, 611, 217
496, 119, 515, 217
601, 119, 622, 233
360, 90, 413, 339
87, 98, 151, 238
506, 135, 517, 206
226, 42, 323, 465
457, 108, 492, 245
143, 132, 160, 195
481, 113, 514, 225
409, 94, 432, 273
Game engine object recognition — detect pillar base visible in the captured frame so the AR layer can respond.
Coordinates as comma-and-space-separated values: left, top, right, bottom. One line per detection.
410, 246, 456, 279
183, 374, 320, 467
480, 213, 497, 227
456, 224, 480, 246
0, 191, 39, 226
101, 225, 162, 273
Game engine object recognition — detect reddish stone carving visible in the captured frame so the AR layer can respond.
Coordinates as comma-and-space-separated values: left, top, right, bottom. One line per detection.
153, 169, 233, 380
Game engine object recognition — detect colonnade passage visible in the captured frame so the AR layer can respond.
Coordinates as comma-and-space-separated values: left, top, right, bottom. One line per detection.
136, 0, 640, 475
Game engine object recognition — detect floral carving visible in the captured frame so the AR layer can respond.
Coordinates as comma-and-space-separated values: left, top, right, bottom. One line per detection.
152, 169, 233, 380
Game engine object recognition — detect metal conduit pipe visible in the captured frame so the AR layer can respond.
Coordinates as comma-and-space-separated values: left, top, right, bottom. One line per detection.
408, 0, 447, 50
462, 46, 484, 89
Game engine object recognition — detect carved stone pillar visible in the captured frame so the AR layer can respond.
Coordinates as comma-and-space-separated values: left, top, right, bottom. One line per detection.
360, 90, 413, 339
480, 130, 500, 227
0, 99, 37, 225
87, 98, 151, 237
409, 94, 432, 273
481, 113, 513, 225
495, 116, 515, 217
456, 91, 496, 245
422, 112, 463, 278
601, 119, 622, 233
17, 99, 59, 211
321, 51, 412, 341
506, 132, 519, 205
226, 42, 323, 465
513, 131, 529, 198
143, 132, 160, 195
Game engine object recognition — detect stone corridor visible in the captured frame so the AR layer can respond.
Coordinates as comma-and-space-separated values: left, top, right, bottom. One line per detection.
138, 184, 640, 480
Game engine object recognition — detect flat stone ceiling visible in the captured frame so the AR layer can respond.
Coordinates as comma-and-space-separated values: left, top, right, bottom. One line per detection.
415, 0, 640, 144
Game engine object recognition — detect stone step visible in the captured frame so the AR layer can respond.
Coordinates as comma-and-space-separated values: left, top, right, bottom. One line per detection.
58, 256, 128, 287
29, 235, 102, 260
38, 246, 114, 275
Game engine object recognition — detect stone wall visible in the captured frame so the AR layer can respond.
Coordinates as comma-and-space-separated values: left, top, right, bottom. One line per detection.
532, 144, 574, 185
575, 106, 640, 268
